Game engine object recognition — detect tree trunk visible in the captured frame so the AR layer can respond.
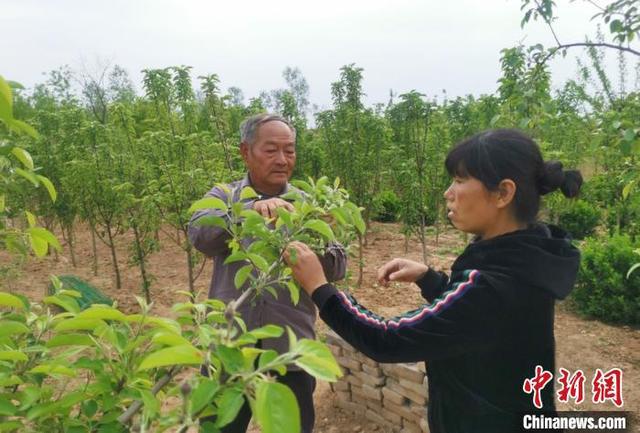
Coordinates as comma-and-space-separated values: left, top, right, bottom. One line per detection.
132, 222, 151, 303
420, 214, 427, 263
105, 223, 122, 290
90, 223, 99, 276
64, 224, 77, 267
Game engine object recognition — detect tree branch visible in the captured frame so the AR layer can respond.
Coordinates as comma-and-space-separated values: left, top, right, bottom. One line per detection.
118, 367, 178, 425
541, 42, 640, 65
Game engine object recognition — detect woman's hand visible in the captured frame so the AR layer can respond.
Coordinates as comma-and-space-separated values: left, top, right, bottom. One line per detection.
283, 241, 328, 295
377, 258, 429, 286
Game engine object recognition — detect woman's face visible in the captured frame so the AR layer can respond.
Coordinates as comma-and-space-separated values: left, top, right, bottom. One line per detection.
444, 176, 501, 236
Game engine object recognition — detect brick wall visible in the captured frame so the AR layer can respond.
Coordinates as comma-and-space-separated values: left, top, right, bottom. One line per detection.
325, 330, 430, 433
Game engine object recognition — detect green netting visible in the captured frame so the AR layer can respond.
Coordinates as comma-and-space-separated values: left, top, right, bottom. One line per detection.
48, 275, 113, 310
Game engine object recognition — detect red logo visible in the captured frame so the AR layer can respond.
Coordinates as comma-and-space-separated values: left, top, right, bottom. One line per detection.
557, 368, 586, 404
523, 365, 554, 409
523, 367, 624, 409
592, 368, 624, 407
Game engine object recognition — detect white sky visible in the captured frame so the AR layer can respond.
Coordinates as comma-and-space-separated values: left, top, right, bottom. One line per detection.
1, 0, 633, 110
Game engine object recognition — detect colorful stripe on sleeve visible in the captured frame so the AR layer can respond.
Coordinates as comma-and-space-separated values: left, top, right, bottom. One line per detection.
337, 269, 480, 330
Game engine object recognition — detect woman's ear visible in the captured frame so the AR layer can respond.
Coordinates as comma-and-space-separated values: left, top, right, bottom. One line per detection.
496, 179, 517, 209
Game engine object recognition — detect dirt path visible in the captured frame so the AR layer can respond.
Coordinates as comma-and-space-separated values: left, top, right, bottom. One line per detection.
2, 222, 638, 431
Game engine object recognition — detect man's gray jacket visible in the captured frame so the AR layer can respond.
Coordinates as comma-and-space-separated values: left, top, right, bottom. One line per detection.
188, 174, 347, 358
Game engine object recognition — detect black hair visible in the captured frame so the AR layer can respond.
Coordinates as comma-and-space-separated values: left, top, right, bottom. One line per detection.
445, 129, 583, 224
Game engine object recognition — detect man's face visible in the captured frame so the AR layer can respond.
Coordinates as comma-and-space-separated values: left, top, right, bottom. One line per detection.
240, 120, 296, 194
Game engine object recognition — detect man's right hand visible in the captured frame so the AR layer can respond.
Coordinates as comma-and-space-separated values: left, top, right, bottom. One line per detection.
377, 258, 429, 286
253, 197, 294, 219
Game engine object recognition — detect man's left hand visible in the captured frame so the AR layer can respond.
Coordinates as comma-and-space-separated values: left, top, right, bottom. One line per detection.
283, 241, 328, 295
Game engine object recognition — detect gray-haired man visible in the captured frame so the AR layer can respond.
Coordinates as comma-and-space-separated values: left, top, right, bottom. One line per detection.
188, 114, 346, 433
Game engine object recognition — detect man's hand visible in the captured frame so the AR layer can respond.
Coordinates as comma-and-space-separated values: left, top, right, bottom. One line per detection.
283, 241, 328, 295
253, 198, 294, 219
377, 258, 429, 286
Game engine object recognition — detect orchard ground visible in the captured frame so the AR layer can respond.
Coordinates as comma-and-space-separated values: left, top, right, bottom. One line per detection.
4, 222, 639, 432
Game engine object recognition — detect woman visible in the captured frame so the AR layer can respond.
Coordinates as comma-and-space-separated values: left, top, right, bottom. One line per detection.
284, 129, 583, 433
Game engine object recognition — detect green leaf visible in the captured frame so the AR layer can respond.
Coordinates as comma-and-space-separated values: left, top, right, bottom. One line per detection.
255, 381, 300, 433
193, 215, 227, 229
191, 379, 219, 416
286, 326, 297, 352
291, 179, 313, 194
0, 397, 17, 417
0, 292, 26, 310
215, 385, 245, 428
610, 19, 623, 33
287, 280, 300, 305
0, 420, 23, 432
43, 295, 80, 313
29, 364, 77, 377
77, 305, 127, 322
0, 76, 13, 122
622, 181, 635, 200
293, 339, 343, 381
27, 227, 61, 256
57, 390, 86, 409
151, 331, 191, 347
54, 318, 106, 332
258, 350, 286, 375
14, 168, 38, 186
35, 175, 57, 202
0, 351, 28, 362
11, 147, 33, 170
138, 344, 202, 370
248, 253, 270, 273
125, 314, 181, 333
81, 400, 98, 418
0, 194, 4, 213
623, 128, 636, 142
189, 197, 228, 213
303, 219, 335, 240
0, 321, 29, 337
234, 264, 253, 289
240, 186, 258, 200
26, 401, 58, 421
25, 211, 36, 228
224, 251, 248, 265
346, 203, 366, 234
247, 325, 283, 340
240, 347, 263, 367
217, 345, 245, 374
46, 333, 95, 348
276, 207, 293, 228
258, 350, 278, 368
627, 263, 640, 279
330, 208, 348, 226
139, 389, 160, 416
0, 376, 22, 387
6, 118, 38, 138
28, 231, 48, 257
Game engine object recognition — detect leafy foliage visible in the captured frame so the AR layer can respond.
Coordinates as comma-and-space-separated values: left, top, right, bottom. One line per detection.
572, 235, 640, 324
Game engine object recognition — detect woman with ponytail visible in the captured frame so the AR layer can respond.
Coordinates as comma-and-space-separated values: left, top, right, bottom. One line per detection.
284, 129, 583, 433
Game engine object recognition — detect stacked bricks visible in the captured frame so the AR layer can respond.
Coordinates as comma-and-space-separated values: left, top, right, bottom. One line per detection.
325, 330, 430, 433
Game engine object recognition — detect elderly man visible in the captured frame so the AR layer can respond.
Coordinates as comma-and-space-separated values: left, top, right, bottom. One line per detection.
188, 113, 346, 433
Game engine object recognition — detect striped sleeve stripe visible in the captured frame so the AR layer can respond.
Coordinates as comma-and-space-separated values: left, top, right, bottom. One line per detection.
337, 269, 480, 331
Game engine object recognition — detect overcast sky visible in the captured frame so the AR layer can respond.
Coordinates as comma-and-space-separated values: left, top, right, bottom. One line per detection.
2, 0, 631, 110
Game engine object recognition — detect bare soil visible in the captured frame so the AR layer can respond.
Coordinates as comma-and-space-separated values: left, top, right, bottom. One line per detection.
2, 222, 638, 432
